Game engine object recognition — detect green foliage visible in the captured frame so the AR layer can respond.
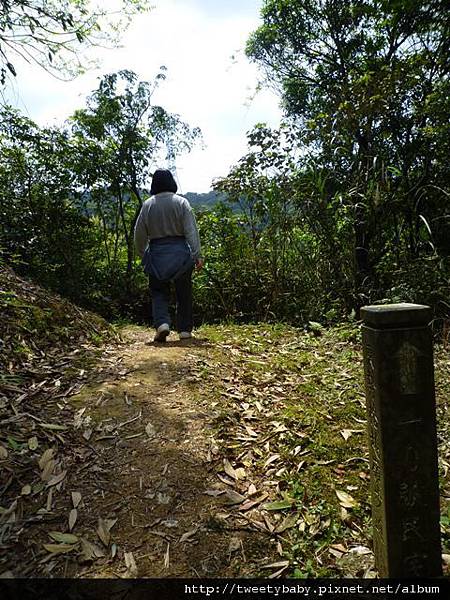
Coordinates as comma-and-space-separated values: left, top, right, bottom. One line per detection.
1, 1, 449, 329
0, 70, 201, 321
70, 68, 201, 305
205, 124, 355, 323
0, 106, 100, 299
185, 191, 228, 209
0, 0, 150, 84
203, 0, 450, 323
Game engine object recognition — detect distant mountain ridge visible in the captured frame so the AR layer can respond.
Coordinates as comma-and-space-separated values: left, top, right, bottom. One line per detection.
76, 189, 228, 212
184, 191, 226, 208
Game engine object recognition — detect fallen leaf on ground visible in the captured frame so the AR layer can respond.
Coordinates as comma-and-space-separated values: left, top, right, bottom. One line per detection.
38, 448, 55, 471
21, 485, 31, 496
43, 543, 77, 555
269, 564, 289, 578
223, 490, 246, 505
204, 489, 225, 497
330, 543, 348, 553
234, 467, 246, 480
239, 493, 268, 512
97, 517, 117, 546
69, 508, 77, 531
244, 426, 258, 437
348, 545, 372, 555
264, 454, 280, 467
179, 528, 198, 543
28, 437, 38, 451
41, 459, 56, 481
46, 488, 53, 511
340, 429, 364, 441
83, 429, 93, 441
247, 484, 257, 496
80, 538, 105, 562
335, 489, 358, 508
275, 514, 298, 533
228, 537, 242, 554
124, 551, 138, 576
262, 499, 295, 511
217, 473, 235, 487
163, 544, 170, 569
262, 513, 275, 532
145, 422, 156, 438
261, 560, 289, 569
223, 459, 237, 480
47, 470, 67, 487
72, 492, 82, 508
329, 547, 345, 559
49, 532, 79, 544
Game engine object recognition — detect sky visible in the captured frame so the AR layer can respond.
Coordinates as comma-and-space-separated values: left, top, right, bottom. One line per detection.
3, 0, 282, 193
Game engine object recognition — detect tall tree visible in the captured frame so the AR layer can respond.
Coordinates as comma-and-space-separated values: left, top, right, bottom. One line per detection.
0, 106, 98, 296
247, 0, 450, 302
71, 69, 201, 284
0, 0, 149, 84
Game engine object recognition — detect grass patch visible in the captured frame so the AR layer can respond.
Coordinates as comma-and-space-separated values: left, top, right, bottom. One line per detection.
196, 321, 449, 577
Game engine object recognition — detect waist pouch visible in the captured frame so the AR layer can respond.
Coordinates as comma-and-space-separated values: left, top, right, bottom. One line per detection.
142, 238, 194, 282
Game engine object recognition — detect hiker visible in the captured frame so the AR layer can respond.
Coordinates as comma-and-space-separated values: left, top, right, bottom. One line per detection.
134, 169, 203, 342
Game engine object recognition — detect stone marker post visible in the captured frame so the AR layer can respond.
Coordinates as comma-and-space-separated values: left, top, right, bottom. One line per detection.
360, 303, 442, 577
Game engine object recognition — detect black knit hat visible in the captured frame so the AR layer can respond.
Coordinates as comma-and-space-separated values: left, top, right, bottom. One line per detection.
150, 169, 178, 195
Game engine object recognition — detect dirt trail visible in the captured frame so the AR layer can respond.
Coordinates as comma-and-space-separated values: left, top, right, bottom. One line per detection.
63, 326, 272, 578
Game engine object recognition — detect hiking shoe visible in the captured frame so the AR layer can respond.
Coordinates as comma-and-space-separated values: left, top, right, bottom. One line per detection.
154, 323, 170, 342
179, 331, 192, 340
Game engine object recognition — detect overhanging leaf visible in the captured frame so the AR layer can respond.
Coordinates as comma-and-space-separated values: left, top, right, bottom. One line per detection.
6, 62, 16, 77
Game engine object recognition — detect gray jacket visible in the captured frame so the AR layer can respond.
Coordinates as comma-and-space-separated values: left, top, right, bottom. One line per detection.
134, 192, 202, 260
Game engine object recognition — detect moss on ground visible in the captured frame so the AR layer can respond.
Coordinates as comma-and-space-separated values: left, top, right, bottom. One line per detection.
196, 322, 450, 577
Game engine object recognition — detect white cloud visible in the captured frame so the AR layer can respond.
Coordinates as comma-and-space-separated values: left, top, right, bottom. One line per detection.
3, 0, 281, 192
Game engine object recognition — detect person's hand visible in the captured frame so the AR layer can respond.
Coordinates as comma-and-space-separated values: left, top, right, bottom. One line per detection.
195, 258, 204, 270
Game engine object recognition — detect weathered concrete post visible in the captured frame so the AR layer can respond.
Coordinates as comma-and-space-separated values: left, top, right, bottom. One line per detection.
360, 303, 442, 577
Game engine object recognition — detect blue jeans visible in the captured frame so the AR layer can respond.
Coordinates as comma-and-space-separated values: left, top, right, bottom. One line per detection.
148, 238, 194, 332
